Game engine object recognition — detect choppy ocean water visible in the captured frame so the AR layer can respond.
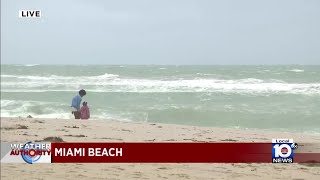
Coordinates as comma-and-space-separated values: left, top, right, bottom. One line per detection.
1, 65, 320, 134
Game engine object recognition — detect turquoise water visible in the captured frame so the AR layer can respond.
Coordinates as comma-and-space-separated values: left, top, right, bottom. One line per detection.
1, 64, 320, 134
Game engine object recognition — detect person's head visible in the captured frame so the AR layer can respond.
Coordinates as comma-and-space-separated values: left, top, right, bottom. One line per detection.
79, 89, 86, 97
82, 101, 87, 106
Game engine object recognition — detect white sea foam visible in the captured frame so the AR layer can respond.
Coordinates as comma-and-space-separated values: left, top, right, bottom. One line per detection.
1, 99, 72, 119
0, 99, 134, 120
1, 82, 320, 95
1, 73, 119, 80
1, 75, 17, 78
94, 73, 119, 79
25, 64, 40, 67
1, 74, 320, 94
1, 100, 17, 107
288, 69, 304, 72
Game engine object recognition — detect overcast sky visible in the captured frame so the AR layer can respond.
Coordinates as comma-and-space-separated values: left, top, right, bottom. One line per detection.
1, 0, 320, 65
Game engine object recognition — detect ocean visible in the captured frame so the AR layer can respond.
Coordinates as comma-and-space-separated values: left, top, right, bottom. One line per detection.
1, 64, 320, 134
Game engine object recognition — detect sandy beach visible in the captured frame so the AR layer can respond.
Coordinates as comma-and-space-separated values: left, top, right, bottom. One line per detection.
2, 0, 320, 179
0, 117, 319, 180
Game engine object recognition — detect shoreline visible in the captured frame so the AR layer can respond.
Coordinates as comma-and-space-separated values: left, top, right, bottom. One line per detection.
1, 117, 319, 143
1, 117, 320, 180
1, 116, 319, 140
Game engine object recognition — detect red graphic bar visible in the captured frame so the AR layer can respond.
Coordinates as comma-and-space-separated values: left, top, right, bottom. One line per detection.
51, 143, 320, 163
295, 154, 320, 163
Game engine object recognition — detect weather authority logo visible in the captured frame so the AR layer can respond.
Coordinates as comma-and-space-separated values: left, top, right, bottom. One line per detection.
272, 139, 298, 163
10, 142, 51, 164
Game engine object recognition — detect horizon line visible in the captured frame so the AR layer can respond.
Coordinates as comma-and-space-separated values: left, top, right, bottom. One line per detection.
1, 64, 320, 66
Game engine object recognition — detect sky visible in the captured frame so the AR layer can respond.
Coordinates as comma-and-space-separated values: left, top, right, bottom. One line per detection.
1, 0, 320, 65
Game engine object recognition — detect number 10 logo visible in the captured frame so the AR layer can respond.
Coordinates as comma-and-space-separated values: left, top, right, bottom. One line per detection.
272, 139, 297, 163
273, 144, 292, 158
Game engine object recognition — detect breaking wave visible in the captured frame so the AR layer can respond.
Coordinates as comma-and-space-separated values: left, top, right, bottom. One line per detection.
288, 69, 304, 72
1, 74, 320, 94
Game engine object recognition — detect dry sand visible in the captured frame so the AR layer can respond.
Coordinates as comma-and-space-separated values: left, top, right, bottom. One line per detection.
1, 117, 320, 180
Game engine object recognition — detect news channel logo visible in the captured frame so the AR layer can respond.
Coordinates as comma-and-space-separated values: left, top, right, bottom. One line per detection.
272, 139, 298, 163
21, 141, 44, 164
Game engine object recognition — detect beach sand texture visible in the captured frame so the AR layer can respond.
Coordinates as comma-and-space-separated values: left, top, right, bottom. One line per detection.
1, 117, 320, 180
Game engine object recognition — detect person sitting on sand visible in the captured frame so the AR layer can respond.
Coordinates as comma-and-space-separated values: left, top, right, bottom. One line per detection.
71, 89, 86, 119
80, 101, 90, 120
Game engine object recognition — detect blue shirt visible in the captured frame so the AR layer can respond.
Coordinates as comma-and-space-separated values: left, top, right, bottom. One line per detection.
71, 95, 82, 111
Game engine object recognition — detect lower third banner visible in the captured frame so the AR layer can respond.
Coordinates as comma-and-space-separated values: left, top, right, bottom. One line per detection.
50, 142, 320, 163
2, 141, 319, 163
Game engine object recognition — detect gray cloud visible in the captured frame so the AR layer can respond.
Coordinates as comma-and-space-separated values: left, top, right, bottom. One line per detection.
1, 0, 320, 64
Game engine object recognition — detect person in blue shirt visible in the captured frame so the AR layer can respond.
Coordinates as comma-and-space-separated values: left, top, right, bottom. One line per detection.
71, 89, 86, 119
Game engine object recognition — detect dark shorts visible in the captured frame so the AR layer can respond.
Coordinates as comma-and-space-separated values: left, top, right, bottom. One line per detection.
72, 111, 81, 119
